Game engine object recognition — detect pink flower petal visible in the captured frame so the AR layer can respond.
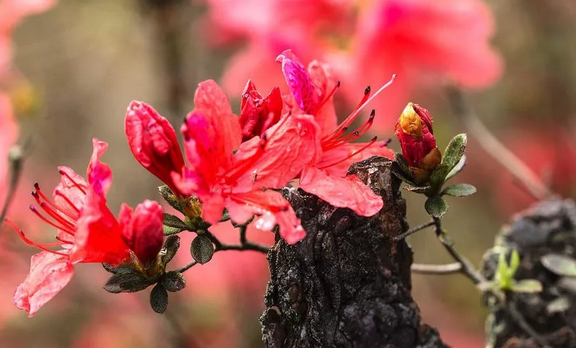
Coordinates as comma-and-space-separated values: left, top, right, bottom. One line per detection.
86, 138, 113, 197
71, 189, 129, 264
13, 251, 74, 317
226, 190, 305, 244
300, 167, 383, 217
232, 114, 322, 191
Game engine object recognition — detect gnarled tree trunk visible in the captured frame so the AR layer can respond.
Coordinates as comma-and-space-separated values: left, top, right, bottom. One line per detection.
261, 157, 449, 348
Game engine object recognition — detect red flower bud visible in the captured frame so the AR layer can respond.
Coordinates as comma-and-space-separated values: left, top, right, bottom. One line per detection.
119, 200, 164, 267
125, 101, 186, 197
238, 80, 283, 142
395, 103, 441, 183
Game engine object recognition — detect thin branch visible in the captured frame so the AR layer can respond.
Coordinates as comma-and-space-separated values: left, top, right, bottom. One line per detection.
0, 145, 25, 228
446, 86, 554, 201
204, 229, 270, 254
174, 260, 197, 273
411, 262, 462, 275
393, 221, 435, 240
432, 217, 552, 348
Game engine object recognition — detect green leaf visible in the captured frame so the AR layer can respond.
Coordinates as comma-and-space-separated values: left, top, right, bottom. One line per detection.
160, 271, 186, 292
510, 279, 543, 293
441, 134, 467, 171
496, 251, 508, 286
445, 155, 467, 181
509, 250, 520, 277
429, 164, 450, 186
441, 184, 477, 197
163, 225, 183, 236
102, 263, 136, 275
191, 234, 215, 264
103, 271, 153, 293
541, 254, 576, 277
403, 185, 432, 194
425, 196, 449, 218
164, 213, 188, 229
158, 185, 183, 212
160, 235, 180, 266
150, 284, 169, 314
395, 153, 410, 175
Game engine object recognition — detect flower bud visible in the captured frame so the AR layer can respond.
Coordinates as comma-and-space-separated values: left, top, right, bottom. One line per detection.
125, 101, 186, 197
119, 200, 164, 267
238, 80, 283, 142
395, 103, 441, 183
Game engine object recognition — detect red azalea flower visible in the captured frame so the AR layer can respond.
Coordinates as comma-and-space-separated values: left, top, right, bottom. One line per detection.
9, 138, 164, 316
276, 50, 393, 216
171, 79, 321, 244
125, 101, 186, 197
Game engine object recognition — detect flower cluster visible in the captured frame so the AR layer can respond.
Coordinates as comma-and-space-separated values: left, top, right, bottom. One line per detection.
200, 0, 502, 131
9, 50, 393, 316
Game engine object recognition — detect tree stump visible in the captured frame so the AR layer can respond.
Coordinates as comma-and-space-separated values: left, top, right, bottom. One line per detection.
260, 157, 449, 348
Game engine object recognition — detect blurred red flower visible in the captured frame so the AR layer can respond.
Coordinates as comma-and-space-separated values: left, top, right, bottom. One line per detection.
199, 0, 501, 133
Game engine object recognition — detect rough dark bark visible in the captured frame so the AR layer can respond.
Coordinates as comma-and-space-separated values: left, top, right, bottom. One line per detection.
482, 199, 576, 348
260, 157, 449, 348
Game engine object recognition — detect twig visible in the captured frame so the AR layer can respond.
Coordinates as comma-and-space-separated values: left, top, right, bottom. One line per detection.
411, 262, 462, 274
0, 145, 25, 228
432, 217, 552, 347
446, 86, 554, 201
204, 229, 270, 254
174, 260, 197, 273
393, 221, 435, 240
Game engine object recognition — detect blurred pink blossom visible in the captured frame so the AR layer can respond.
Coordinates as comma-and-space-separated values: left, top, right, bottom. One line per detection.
199, 0, 502, 133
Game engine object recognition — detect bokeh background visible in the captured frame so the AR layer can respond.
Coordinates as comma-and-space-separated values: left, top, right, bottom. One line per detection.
1, 0, 576, 347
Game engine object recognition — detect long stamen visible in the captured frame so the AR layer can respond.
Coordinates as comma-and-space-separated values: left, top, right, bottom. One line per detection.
323, 74, 396, 141
30, 205, 75, 235
33, 185, 78, 221
38, 202, 76, 231
318, 136, 378, 170
322, 110, 375, 151
4, 219, 68, 256
315, 81, 340, 113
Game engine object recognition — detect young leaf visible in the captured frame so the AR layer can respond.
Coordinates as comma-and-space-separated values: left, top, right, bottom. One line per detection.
441, 184, 477, 197
191, 234, 215, 264
150, 284, 169, 314
429, 164, 450, 186
441, 134, 467, 171
160, 271, 186, 292
511, 279, 543, 293
163, 213, 188, 230
509, 249, 520, 277
104, 271, 153, 293
395, 153, 410, 175
541, 254, 576, 277
445, 155, 467, 181
158, 185, 183, 212
425, 196, 449, 218
160, 235, 181, 265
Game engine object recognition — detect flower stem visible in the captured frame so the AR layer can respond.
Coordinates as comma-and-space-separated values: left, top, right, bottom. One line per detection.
174, 260, 197, 273
393, 221, 435, 240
